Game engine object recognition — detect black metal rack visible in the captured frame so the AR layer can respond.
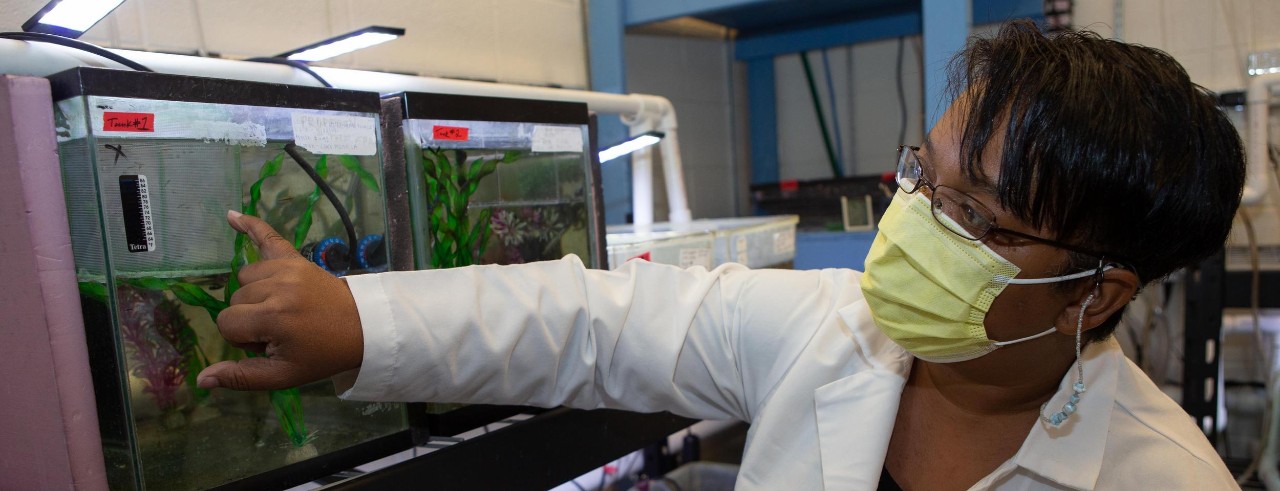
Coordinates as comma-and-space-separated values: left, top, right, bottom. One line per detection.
1181, 250, 1280, 444
1182, 250, 1227, 442
328, 409, 696, 490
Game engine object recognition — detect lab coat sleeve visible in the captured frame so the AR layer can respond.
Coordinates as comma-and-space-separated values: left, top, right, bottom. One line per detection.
335, 255, 862, 422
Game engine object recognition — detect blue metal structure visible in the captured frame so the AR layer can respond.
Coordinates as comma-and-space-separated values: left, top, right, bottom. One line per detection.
588, 0, 633, 225
793, 231, 878, 270
587, 0, 1041, 220
923, 0, 971, 129
746, 59, 779, 184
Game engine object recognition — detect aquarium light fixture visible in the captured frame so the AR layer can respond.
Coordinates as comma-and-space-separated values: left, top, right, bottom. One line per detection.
22, 0, 126, 38
599, 131, 665, 163
278, 26, 406, 63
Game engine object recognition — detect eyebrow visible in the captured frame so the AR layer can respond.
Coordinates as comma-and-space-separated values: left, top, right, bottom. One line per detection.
920, 137, 938, 181
924, 135, 1000, 195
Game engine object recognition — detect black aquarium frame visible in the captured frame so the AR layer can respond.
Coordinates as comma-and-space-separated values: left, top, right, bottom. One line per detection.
400, 91, 589, 126
47, 66, 412, 490
48, 66, 380, 112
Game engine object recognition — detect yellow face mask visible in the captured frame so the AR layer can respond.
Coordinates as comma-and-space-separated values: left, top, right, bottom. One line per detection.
860, 191, 1102, 363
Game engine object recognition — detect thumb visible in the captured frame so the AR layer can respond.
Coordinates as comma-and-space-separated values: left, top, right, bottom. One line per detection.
227, 210, 300, 261
197, 358, 295, 391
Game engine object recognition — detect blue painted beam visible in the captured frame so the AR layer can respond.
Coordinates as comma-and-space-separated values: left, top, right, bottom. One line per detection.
735, 10, 921, 61
922, 0, 970, 131
747, 58, 779, 185
624, 0, 781, 27
588, 0, 632, 225
973, 0, 1042, 24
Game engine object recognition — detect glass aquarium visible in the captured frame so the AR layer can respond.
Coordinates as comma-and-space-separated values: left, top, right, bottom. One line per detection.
49, 67, 408, 490
392, 92, 605, 271
385, 92, 605, 424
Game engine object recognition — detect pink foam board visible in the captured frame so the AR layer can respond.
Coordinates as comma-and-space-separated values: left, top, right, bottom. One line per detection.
0, 75, 107, 491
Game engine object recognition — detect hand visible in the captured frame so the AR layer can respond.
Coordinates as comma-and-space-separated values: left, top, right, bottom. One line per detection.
196, 210, 365, 391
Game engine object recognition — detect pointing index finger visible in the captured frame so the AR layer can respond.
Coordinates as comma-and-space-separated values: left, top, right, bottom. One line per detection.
227, 210, 302, 261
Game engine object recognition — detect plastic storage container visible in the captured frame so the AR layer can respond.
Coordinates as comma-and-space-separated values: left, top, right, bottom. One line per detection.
707, 216, 798, 269
50, 67, 408, 490
606, 215, 797, 270
605, 228, 717, 270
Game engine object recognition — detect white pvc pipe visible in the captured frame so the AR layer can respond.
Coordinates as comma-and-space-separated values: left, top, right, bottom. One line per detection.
658, 108, 692, 224
0, 39, 693, 225
629, 121, 656, 232
1245, 72, 1280, 206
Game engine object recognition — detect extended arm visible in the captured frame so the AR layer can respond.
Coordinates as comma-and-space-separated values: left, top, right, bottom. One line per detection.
201, 212, 865, 423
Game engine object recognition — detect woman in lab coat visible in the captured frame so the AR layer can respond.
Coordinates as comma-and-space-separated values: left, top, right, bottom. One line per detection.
201, 22, 1245, 490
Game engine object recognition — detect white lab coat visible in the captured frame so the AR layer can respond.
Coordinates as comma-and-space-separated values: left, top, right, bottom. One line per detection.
336, 256, 1238, 490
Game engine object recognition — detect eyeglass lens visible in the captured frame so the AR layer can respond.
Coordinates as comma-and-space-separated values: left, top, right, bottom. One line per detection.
896, 146, 923, 193
930, 188, 996, 240
895, 146, 997, 241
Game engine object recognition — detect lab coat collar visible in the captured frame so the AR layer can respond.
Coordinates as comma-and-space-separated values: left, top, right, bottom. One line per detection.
812, 300, 912, 489
1007, 338, 1122, 491
827, 300, 1122, 490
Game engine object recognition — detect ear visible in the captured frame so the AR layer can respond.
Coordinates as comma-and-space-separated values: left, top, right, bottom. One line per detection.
1053, 268, 1141, 335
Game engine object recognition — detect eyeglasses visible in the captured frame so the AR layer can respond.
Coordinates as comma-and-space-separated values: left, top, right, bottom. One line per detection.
895, 145, 1111, 260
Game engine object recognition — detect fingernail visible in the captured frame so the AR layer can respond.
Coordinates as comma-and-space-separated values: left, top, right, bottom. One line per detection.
227, 210, 246, 232
197, 376, 219, 389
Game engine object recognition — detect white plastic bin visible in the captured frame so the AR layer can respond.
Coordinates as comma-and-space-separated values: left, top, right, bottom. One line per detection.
606, 216, 797, 270
605, 229, 716, 270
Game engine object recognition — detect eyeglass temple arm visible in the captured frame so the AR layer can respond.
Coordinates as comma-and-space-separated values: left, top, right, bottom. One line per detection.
990, 226, 1109, 260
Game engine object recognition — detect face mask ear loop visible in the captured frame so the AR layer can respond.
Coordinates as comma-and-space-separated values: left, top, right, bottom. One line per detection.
1003, 258, 1115, 285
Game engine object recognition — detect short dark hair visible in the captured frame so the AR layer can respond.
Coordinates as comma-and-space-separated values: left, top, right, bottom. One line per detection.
950, 20, 1245, 342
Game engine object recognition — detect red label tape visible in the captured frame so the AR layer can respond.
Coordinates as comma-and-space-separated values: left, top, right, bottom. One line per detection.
103, 112, 155, 132
433, 125, 469, 141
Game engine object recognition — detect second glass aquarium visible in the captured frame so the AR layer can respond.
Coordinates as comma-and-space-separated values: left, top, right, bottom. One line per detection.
49, 67, 409, 490
383, 92, 606, 432
390, 92, 605, 271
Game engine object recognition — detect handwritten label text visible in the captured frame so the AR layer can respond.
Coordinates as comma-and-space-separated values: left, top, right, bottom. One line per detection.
291, 113, 377, 156
103, 112, 154, 132
432, 125, 470, 141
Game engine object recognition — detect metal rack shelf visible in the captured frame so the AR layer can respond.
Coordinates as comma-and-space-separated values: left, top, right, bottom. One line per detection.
329, 408, 696, 490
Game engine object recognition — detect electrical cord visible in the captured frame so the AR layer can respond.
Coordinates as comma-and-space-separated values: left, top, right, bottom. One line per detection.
820, 48, 845, 174
895, 36, 908, 146
799, 51, 842, 178
0, 31, 152, 71
1234, 144, 1278, 485
1242, 211, 1266, 376
845, 46, 856, 169
283, 143, 359, 270
244, 56, 333, 88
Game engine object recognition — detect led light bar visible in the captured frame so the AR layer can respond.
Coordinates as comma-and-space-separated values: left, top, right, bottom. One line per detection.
599, 131, 664, 163
278, 26, 406, 63
1248, 50, 1280, 76
21, 0, 126, 39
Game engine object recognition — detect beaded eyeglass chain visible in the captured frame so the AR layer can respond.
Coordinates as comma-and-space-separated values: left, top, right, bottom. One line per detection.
1040, 290, 1096, 427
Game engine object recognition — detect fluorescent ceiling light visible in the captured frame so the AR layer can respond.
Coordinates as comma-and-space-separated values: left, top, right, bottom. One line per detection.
600, 131, 664, 163
22, 0, 125, 38
278, 26, 405, 63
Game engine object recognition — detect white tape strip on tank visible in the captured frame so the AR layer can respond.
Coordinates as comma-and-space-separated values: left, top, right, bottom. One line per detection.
290, 113, 377, 156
